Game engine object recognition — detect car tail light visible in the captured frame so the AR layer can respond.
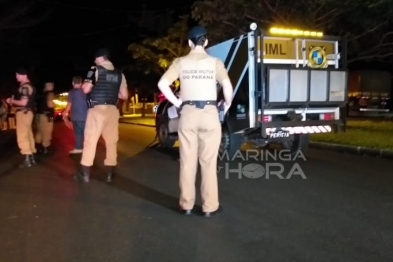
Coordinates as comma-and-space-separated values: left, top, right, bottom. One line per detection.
319, 113, 334, 120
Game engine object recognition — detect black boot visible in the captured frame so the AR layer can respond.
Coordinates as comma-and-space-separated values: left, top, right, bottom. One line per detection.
74, 165, 90, 183
42, 147, 49, 154
203, 206, 223, 218
18, 155, 32, 168
106, 166, 115, 183
35, 143, 43, 154
30, 154, 36, 165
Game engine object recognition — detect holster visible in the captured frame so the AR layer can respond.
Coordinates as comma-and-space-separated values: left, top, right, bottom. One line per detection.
86, 92, 94, 109
86, 99, 94, 109
217, 101, 225, 123
44, 111, 54, 122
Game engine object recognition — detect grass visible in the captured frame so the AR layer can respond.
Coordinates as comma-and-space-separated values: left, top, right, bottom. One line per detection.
310, 120, 393, 150
124, 116, 393, 150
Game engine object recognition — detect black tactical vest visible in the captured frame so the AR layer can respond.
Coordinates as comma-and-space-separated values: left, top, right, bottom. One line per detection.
36, 91, 54, 114
90, 66, 121, 105
16, 82, 36, 110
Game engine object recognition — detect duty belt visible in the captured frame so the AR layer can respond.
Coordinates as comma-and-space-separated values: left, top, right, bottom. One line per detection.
15, 108, 32, 113
92, 100, 117, 106
182, 100, 217, 109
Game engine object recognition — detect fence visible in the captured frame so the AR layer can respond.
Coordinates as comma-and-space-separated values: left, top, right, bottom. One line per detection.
121, 102, 158, 116
1, 115, 16, 130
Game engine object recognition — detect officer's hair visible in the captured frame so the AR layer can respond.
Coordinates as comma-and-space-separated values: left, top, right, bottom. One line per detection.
73, 76, 82, 84
191, 36, 207, 46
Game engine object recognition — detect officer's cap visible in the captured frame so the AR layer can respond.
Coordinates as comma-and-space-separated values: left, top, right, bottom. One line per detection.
94, 48, 110, 58
188, 26, 207, 40
15, 67, 28, 75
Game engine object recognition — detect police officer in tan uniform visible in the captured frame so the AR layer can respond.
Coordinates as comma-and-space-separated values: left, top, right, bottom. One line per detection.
34, 82, 55, 154
6, 67, 37, 168
158, 26, 234, 217
74, 48, 128, 183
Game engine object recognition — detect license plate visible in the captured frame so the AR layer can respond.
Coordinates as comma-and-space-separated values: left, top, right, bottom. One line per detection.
269, 130, 290, 138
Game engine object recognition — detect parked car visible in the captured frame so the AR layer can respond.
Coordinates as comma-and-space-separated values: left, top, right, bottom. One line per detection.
54, 108, 65, 121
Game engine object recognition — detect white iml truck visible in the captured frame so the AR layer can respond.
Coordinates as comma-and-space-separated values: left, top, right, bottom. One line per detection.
155, 23, 348, 157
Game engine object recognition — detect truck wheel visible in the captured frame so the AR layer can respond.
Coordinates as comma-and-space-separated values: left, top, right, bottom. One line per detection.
219, 128, 243, 159
157, 117, 176, 148
281, 134, 309, 155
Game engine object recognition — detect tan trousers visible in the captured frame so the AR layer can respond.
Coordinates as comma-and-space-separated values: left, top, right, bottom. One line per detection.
80, 105, 119, 166
35, 113, 54, 147
178, 105, 222, 212
15, 111, 36, 155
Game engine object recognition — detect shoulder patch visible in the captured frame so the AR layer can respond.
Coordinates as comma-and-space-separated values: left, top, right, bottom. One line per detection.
21, 87, 28, 95
87, 70, 94, 78
86, 66, 97, 79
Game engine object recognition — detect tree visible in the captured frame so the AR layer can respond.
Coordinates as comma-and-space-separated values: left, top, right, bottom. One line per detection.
191, 0, 393, 63
128, 15, 191, 76
128, 7, 176, 38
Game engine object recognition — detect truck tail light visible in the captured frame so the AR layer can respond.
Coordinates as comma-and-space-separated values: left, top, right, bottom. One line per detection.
319, 113, 334, 120
259, 115, 272, 122
264, 115, 272, 122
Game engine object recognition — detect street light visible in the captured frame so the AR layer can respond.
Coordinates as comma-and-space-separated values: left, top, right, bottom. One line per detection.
250, 23, 257, 31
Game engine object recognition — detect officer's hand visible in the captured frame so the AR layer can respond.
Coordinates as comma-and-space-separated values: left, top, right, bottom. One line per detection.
175, 107, 181, 116
224, 102, 231, 114
175, 98, 182, 108
6, 98, 12, 104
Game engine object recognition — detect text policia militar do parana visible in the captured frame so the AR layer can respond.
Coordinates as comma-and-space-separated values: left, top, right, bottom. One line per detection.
181, 70, 214, 79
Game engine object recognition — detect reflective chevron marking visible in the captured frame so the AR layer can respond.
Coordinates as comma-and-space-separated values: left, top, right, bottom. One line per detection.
266, 125, 332, 134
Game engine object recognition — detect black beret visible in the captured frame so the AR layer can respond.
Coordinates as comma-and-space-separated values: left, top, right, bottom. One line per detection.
16, 67, 29, 75
94, 48, 110, 58
188, 26, 207, 40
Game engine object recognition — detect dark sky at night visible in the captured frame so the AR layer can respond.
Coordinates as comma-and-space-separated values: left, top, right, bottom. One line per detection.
4, 0, 390, 96
0, 0, 195, 93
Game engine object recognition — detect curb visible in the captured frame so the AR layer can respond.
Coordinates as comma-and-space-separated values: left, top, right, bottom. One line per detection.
309, 141, 393, 159
119, 121, 155, 128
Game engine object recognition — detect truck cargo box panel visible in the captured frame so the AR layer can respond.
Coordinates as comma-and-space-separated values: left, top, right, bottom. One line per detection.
266, 67, 347, 106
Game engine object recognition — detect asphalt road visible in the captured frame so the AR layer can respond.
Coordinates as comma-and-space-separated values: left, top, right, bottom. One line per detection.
0, 122, 392, 262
